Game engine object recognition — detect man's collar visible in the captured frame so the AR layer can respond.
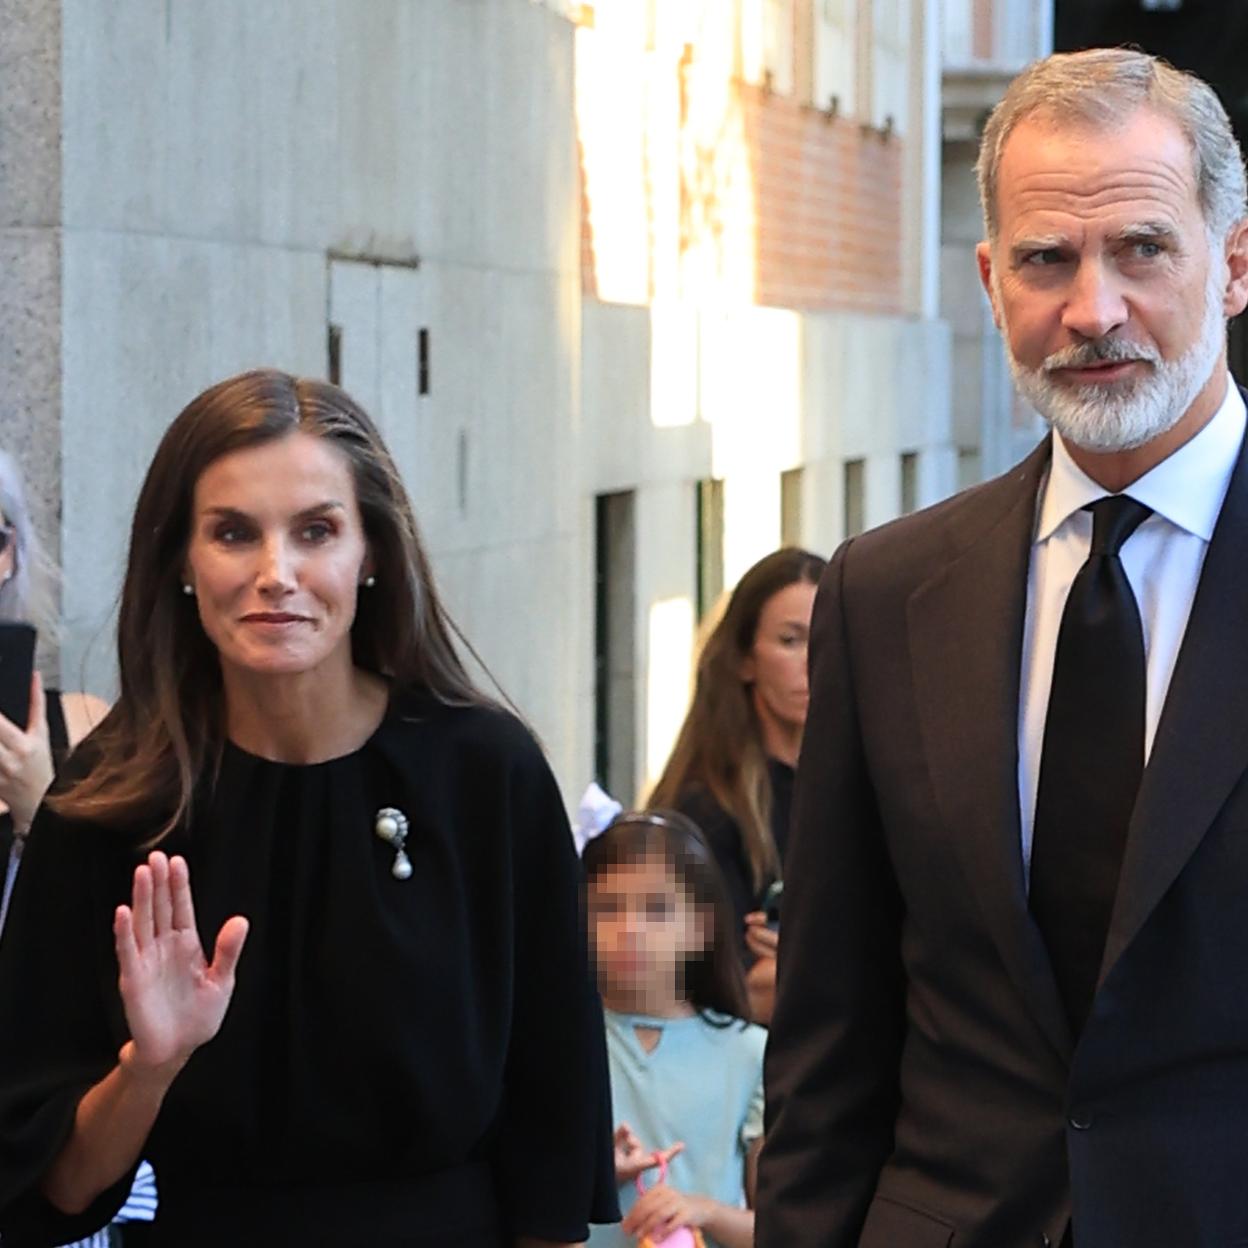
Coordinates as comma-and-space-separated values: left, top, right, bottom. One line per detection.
1035, 374, 1246, 544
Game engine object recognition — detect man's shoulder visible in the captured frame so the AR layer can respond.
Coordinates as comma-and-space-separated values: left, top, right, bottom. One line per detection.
834, 440, 1049, 597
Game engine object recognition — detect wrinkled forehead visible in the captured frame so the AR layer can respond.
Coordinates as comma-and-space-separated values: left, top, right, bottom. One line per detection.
995, 107, 1204, 241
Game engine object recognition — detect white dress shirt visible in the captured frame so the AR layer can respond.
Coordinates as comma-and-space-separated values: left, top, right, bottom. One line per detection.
1018, 375, 1246, 885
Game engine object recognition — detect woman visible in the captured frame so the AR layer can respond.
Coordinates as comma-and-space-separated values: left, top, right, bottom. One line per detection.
0, 370, 616, 1247
650, 547, 825, 1023
0, 449, 109, 924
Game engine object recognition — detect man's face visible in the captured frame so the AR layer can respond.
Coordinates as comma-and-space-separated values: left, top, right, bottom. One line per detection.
977, 107, 1242, 453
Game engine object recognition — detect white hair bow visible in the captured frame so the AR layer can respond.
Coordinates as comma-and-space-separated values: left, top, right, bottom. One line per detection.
572, 782, 623, 856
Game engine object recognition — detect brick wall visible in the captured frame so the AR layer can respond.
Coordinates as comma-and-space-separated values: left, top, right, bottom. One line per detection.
578, 72, 906, 317
741, 83, 904, 316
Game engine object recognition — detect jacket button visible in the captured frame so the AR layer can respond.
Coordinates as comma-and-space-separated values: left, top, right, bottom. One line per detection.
1068, 1111, 1093, 1130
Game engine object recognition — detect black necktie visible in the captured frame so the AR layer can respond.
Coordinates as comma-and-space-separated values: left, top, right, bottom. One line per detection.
1030, 495, 1153, 1037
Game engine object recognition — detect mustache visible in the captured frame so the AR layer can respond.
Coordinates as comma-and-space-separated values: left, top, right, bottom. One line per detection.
1042, 337, 1162, 373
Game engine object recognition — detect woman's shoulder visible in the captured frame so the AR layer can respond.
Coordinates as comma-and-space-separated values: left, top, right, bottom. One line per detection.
56, 691, 110, 749
670, 785, 743, 858
385, 686, 547, 772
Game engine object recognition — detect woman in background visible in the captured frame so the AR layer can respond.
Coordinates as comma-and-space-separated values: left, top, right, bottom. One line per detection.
650, 547, 825, 1023
0, 450, 154, 1246
0, 450, 109, 921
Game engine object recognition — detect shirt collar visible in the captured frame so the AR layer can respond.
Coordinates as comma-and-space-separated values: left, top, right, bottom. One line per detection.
1036, 374, 1246, 544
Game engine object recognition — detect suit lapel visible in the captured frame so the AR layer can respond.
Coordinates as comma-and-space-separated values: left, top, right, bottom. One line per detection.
1100, 424, 1248, 983
908, 439, 1073, 1064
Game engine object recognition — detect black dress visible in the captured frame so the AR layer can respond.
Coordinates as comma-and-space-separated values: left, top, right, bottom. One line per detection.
0, 689, 618, 1247
674, 757, 795, 960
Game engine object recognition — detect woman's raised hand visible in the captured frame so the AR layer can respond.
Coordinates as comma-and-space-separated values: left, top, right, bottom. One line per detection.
113, 851, 249, 1082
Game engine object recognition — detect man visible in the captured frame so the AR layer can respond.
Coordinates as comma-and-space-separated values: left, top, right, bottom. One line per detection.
757, 48, 1248, 1248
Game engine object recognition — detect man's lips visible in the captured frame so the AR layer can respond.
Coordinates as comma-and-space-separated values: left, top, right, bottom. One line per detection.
1052, 359, 1147, 383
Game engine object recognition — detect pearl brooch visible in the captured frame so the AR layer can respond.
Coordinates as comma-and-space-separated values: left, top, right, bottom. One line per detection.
373, 806, 413, 880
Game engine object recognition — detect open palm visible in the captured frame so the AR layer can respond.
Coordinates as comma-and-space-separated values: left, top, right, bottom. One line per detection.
114, 851, 249, 1073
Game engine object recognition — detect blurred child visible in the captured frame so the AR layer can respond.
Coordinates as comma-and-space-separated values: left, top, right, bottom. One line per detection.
583, 810, 764, 1248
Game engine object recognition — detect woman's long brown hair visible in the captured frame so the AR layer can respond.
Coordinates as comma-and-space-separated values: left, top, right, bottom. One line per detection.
649, 546, 825, 893
51, 369, 485, 839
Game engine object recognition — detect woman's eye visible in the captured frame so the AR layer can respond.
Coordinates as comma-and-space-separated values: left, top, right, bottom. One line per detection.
645, 898, 675, 922
301, 522, 334, 543
215, 524, 251, 544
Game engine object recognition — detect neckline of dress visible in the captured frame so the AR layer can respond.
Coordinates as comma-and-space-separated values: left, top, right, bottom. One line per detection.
222, 696, 396, 769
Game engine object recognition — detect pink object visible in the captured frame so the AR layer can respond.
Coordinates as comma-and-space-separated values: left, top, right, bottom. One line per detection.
634, 1156, 703, 1248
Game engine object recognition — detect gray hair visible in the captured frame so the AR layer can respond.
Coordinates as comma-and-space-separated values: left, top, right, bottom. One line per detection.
0, 450, 60, 649
977, 48, 1248, 244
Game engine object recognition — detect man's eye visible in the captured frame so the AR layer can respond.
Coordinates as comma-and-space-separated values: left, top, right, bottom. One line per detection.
1133, 240, 1163, 259
1024, 249, 1064, 267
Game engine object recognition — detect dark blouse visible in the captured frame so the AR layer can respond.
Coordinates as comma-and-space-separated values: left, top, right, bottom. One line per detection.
0, 689, 617, 1247
674, 757, 795, 955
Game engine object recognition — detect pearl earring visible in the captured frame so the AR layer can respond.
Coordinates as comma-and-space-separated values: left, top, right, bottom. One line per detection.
182, 583, 195, 596
362, 575, 376, 588
374, 807, 412, 880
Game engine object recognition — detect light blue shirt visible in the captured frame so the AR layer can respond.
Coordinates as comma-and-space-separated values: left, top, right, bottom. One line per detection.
588, 1009, 765, 1248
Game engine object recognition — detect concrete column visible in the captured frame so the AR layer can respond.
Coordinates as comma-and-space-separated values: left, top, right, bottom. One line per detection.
0, 0, 63, 675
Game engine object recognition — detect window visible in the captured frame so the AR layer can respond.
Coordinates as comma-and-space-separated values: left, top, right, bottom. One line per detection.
814, 0, 857, 115
781, 467, 804, 545
696, 478, 725, 620
870, 0, 909, 133
900, 451, 918, 514
844, 459, 865, 537
595, 491, 637, 798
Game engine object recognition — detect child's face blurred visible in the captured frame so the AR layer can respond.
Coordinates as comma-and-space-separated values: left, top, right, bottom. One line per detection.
587, 856, 709, 1006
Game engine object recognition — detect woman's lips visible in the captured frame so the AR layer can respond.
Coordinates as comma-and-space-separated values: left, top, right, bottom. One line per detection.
241, 613, 310, 627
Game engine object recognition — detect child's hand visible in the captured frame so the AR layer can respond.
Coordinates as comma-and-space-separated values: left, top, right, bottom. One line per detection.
613, 1122, 685, 1185
622, 1183, 712, 1241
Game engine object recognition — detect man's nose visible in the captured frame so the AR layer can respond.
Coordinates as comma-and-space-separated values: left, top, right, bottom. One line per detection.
1061, 260, 1129, 342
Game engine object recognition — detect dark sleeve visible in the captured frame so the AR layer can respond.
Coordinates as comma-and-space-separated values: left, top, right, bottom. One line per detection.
492, 729, 619, 1240
0, 802, 139, 1247
674, 789, 757, 949
755, 540, 906, 1248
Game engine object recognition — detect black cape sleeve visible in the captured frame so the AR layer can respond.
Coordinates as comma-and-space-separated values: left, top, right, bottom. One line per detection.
491, 723, 619, 1239
0, 799, 140, 1246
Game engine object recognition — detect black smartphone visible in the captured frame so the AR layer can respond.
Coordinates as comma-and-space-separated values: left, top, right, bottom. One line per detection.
763, 879, 784, 929
0, 623, 37, 730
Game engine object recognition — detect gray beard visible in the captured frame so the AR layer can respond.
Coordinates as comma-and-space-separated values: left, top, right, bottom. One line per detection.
1001, 268, 1227, 454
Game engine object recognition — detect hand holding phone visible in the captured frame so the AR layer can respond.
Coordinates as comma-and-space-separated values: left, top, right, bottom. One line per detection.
0, 623, 36, 730
0, 625, 52, 836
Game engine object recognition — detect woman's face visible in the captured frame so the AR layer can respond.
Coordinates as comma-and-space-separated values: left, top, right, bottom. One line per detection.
742, 579, 818, 734
183, 432, 372, 682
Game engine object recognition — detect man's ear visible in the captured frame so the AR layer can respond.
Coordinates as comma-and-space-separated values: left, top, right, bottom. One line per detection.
1222, 218, 1248, 319
976, 241, 1004, 331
